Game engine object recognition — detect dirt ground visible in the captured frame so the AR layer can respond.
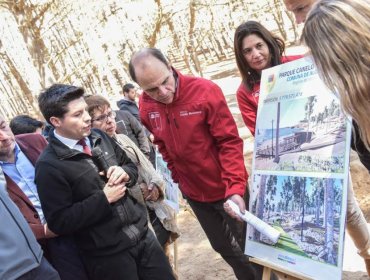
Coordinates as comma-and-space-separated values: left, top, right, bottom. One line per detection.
174, 150, 370, 280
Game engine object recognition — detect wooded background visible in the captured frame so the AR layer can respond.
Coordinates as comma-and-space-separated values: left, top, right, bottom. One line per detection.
0, 0, 298, 120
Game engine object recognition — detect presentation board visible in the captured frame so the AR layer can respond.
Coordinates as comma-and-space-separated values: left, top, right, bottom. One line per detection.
245, 56, 351, 280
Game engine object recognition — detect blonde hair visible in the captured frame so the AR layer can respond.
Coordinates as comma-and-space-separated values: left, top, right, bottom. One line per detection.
301, 0, 370, 149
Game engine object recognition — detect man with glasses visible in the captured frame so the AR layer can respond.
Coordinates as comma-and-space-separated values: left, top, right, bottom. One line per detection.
129, 48, 262, 279
117, 83, 157, 168
35, 84, 175, 280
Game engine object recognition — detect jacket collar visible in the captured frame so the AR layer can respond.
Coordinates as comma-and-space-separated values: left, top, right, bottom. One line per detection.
120, 99, 136, 106
15, 134, 47, 166
172, 67, 180, 102
48, 128, 102, 160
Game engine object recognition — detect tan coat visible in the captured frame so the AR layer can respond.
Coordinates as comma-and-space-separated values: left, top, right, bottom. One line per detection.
113, 134, 180, 242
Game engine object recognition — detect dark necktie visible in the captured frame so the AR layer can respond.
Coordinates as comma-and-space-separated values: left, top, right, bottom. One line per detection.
77, 138, 92, 156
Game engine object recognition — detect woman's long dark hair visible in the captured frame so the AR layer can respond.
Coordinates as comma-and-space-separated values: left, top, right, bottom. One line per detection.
234, 21, 285, 90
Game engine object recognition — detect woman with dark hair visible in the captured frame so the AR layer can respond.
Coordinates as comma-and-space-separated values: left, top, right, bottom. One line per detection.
234, 21, 302, 135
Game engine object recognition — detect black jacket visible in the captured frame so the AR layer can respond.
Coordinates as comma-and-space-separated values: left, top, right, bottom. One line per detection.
35, 129, 148, 256
351, 121, 370, 172
117, 99, 153, 140
117, 99, 140, 121
115, 110, 150, 155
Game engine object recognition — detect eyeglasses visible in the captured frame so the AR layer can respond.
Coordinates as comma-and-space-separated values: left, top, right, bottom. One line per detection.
92, 111, 116, 123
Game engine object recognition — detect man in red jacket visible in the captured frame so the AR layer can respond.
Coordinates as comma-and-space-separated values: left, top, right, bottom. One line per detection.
129, 48, 261, 279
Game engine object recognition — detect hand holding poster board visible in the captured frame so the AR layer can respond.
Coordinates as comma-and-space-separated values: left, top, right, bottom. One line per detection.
245, 56, 351, 280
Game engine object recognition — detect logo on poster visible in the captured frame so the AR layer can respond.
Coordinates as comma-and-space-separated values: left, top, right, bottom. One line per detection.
278, 254, 296, 265
266, 73, 276, 94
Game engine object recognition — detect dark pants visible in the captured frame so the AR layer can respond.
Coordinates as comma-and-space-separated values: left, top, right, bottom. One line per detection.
17, 256, 60, 280
148, 144, 156, 169
187, 198, 263, 280
148, 208, 171, 247
47, 235, 88, 280
82, 230, 175, 280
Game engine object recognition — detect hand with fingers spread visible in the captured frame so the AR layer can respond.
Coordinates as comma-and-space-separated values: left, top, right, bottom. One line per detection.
103, 182, 127, 203
106, 166, 130, 186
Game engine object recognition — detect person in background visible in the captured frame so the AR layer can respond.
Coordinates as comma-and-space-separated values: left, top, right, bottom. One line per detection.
234, 20, 302, 135
117, 83, 141, 120
0, 114, 88, 280
10, 114, 44, 135
0, 167, 60, 280
85, 94, 180, 263
35, 83, 175, 280
285, 0, 370, 275
130, 47, 263, 280
114, 109, 151, 157
283, 0, 318, 24
117, 83, 157, 167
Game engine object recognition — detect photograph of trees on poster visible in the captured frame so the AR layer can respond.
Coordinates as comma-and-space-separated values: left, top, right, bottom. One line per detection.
254, 95, 347, 173
248, 174, 343, 266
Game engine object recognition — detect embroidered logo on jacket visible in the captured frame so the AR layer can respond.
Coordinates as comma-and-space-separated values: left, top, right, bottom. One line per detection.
148, 112, 162, 130
179, 110, 202, 117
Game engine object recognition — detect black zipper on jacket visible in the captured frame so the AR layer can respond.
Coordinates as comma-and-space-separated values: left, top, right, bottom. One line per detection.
165, 106, 170, 124
116, 198, 140, 244
173, 117, 179, 128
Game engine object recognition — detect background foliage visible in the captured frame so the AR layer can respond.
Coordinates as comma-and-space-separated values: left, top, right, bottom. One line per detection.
0, 0, 298, 119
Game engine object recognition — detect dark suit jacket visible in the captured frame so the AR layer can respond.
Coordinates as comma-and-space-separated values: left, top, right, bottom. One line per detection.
5, 133, 89, 279
5, 133, 47, 241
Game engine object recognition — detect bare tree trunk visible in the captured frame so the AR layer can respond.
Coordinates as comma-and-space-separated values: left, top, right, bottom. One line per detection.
185, 1, 203, 77
274, 102, 281, 163
324, 179, 335, 264
5, 0, 61, 86
255, 175, 267, 241
0, 51, 39, 117
315, 183, 321, 226
146, 0, 163, 47
270, 0, 287, 41
300, 177, 306, 241
285, 10, 299, 43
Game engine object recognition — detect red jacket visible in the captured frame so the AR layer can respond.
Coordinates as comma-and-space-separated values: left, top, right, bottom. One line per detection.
5, 133, 47, 241
237, 55, 303, 136
139, 69, 247, 202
